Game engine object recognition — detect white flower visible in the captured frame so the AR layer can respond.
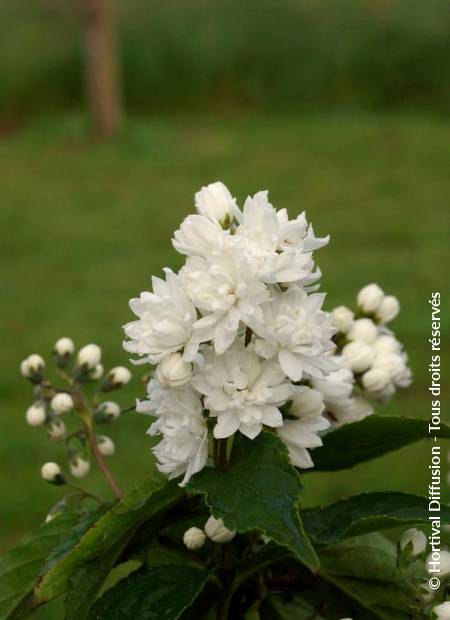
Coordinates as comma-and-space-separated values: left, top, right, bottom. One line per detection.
357, 283, 384, 313
277, 387, 330, 468
173, 214, 231, 258
98, 401, 121, 420
376, 295, 400, 324
47, 420, 66, 441
20, 354, 45, 379
97, 436, 115, 456
373, 335, 401, 356
195, 181, 236, 227
204, 516, 236, 543
400, 528, 426, 555
26, 403, 47, 426
54, 337, 75, 357
41, 462, 64, 484
77, 344, 102, 369
181, 251, 268, 355
106, 366, 132, 388
183, 526, 206, 550
341, 341, 374, 373
347, 318, 378, 344
427, 549, 450, 578
70, 457, 90, 479
248, 288, 336, 382
312, 361, 354, 419
372, 353, 411, 387
433, 602, 450, 620
361, 368, 391, 393
331, 306, 354, 333
123, 268, 198, 364
50, 393, 74, 415
330, 396, 374, 427
192, 345, 294, 440
156, 353, 192, 388
233, 191, 328, 284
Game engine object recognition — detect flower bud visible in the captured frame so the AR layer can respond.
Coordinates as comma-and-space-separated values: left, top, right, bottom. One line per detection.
183, 527, 206, 550
341, 341, 375, 373
94, 400, 121, 422
102, 366, 132, 391
357, 283, 384, 314
427, 549, 450, 578
41, 462, 65, 485
347, 318, 378, 344
195, 181, 236, 228
375, 295, 400, 324
400, 528, 427, 556
47, 419, 66, 442
290, 387, 324, 420
70, 456, 90, 479
50, 392, 74, 415
26, 403, 47, 426
372, 353, 406, 385
91, 364, 104, 380
361, 368, 391, 393
97, 435, 115, 456
373, 335, 401, 356
156, 353, 192, 388
20, 354, 45, 383
204, 516, 236, 543
331, 306, 354, 333
77, 344, 102, 369
433, 601, 450, 620
53, 337, 75, 368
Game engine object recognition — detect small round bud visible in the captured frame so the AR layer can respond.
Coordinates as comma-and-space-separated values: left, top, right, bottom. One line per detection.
26, 403, 47, 426
54, 337, 75, 357
20, 354, 45, 383
361, 368, 391, 393
97, 435, 115, 456
195, 181, 236, 228
102, 366, 132, 391
427, 549, 450, 578
373, 335, 401, 356
204, 516, 236, 543
77, 344, 102, 369
183, 527, 206, 550
341, 341, 375, 373
290, 387, 324, 420
95, 401, 121, 422
433, 602, 450, 620
331, 306, 354, 333
375, 295, 400, 324
156, 353, 192, 388
400, 528, 426, 556
372, 353, 407, 385
347, 318, 378, 345
47, 419, 66, 442
91, 364, 104, 380
50, 393, 74, 415
70, 456, 90, 479
41, 462, 65, 485
357, 283, 384, 314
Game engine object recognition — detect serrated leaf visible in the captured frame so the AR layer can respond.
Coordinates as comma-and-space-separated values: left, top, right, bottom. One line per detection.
88, 566, 209, 620
33, 476, 184, 606
309, 415, 450, 471
188, 432, 319, 571
303, 492, 450, 545
0, 512, 79, 620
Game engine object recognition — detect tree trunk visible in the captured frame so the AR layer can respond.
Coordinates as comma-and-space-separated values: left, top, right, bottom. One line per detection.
81, 0, 123, 138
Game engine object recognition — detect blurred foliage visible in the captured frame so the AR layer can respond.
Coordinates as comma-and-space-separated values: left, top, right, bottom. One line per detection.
1, 0, 450, 118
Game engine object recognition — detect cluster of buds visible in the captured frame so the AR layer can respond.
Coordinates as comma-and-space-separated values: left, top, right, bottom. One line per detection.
183, 515, 236, 551
20, 338, 131, 495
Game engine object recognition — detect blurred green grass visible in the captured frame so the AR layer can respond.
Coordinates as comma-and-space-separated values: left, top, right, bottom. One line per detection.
0, 111, 449, 554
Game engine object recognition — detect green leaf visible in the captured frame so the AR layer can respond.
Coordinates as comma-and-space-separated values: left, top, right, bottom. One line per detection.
310, 415, 450, 471
88, 566, 209, 620
260, 595, 328, 619
33, 476, 184, 606
303, 491, 450, 545
188, 432, 319, 571
0, 512, 79, 620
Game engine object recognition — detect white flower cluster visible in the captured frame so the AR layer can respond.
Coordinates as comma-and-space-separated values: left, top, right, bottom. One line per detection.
125, 182, 337, 485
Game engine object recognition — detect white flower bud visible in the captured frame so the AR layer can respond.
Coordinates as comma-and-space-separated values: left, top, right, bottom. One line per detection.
26, 403, 47, 426
97, 435, 115, 456
357, 283, 384, 314
50, 393, 74, 415
156, 353, 193, 388
290, 387, 324, 420
54, 337, 75, 357
376, 295, 400, 324
400, 528, 427, 556
106, 366, 132, 388
77, 344, 102, 369
361, 368, 391, 393
433, 601, 450, 620
373, 335, 401, 356
372, 353, 406, 385
341, 341, 375, 373
47, 419, 66, 442
20, 354, 45, 380
70, 456, 90, 479
347, 318, 378, 344
96, 400, 121, 422
427, 549, 450, 578
183, 526, 206, 550
41, 462, 65, 485
195, 181, 236, 227
91, 364, 104, 380
331, 306, 354, 333
204, 516, 236, 543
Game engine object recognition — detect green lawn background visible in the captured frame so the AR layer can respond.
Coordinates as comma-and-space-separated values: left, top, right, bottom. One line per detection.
0, 111, 449, 554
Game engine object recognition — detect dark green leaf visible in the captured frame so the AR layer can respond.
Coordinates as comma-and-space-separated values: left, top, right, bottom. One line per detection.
33, 476, 184, 606
0, 512, 79, 620
188, 432, 319, 571
303, 492, 450, 545
260, 595, 328, 619
310, 415, 450, 471
88, 565, 209, 620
